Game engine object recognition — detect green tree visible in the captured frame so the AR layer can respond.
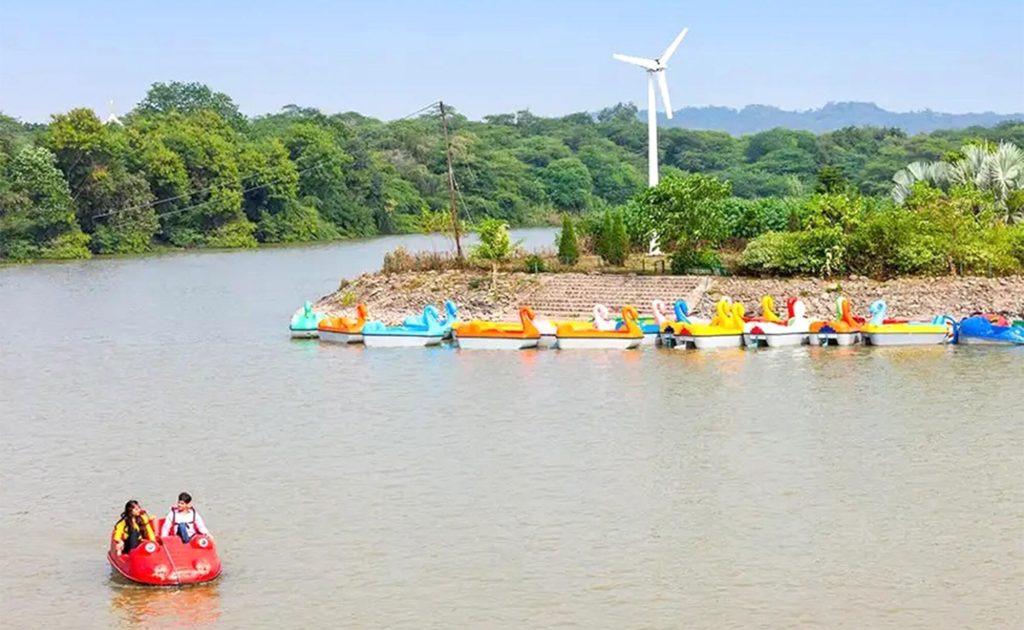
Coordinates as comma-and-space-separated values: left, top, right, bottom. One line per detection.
472, 218, 516, 285
600, 210, 628, 266
0, 146, 90, 260
541, 157, 592, 211
82, 167, 159, 254
626, 173, 731, 255
815, 165, 849, 194
557, 214, 580, 265
135, 82, 245, 128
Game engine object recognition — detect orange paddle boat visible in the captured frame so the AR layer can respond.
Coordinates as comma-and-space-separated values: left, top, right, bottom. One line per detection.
318, 304, 368, 343
556, 306, 644, 349
453, 306, 541, 350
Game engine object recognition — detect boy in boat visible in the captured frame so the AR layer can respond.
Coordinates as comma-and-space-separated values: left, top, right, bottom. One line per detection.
160, 492, 210, 543
112, 499, 156, 555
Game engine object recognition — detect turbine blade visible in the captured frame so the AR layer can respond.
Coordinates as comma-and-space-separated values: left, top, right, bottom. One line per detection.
657, 71, 673, 118
659, 27, 689, 64
612, 53, 658, 70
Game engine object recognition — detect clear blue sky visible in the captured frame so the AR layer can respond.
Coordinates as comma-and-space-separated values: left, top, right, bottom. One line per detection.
1, 0, 1022, 122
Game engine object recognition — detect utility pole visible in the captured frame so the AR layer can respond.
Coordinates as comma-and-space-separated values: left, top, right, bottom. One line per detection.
438, 101, 464, 261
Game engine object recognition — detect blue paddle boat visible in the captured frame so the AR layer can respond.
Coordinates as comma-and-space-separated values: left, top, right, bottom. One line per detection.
289, 301, 325, 338
404, 300, 459, 339
362, 305, 446, 347
957, 315, 1024, 345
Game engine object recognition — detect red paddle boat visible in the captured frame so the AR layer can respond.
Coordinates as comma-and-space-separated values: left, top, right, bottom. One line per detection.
108, 517, 221, 586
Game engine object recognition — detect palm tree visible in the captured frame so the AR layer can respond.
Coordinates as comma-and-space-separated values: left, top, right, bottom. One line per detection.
893, 141, 1024, 221
890, 160, 950, 204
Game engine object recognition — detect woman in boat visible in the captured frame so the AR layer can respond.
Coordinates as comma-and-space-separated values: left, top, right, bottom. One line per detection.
160, 492, 210, 543
112, 499, 156, 555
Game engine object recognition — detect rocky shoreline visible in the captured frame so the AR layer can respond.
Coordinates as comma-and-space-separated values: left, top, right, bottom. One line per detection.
315, 271, 1024, 323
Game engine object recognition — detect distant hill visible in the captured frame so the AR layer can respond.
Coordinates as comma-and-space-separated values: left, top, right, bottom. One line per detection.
645, 101, 1024, 135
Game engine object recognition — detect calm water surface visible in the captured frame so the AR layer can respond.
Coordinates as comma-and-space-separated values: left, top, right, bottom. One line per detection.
1, 229, 1021, 629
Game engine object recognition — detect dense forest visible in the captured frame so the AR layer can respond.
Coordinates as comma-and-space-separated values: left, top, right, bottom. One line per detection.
1, 81, 1023, 275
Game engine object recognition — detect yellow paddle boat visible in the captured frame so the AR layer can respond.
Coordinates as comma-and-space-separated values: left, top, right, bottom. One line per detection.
556, 306, 643, 350
673, 299, 745, 349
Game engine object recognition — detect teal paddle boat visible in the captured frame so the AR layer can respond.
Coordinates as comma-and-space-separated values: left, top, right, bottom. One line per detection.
362, 305, 446, 347
289, 301, 325, 338
404, 300, 459, 339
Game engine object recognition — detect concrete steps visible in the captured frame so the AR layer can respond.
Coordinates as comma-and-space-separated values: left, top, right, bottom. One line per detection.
521, 274, 711, 319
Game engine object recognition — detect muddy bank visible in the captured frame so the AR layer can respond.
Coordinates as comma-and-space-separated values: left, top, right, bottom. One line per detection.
316, 271, 1024, 322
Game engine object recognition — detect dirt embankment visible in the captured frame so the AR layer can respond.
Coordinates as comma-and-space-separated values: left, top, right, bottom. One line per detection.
315, 271, 1024, 322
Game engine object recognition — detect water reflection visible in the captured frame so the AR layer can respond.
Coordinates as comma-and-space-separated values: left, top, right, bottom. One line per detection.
109, 580, 221, 628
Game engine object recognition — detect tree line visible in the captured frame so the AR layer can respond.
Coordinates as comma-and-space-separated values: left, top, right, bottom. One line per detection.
1, 81, 1022, 266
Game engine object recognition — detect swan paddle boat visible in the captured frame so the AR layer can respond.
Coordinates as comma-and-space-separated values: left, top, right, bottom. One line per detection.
535, 304, 618, 348
956, 315, 1024, 345
673, 299, 746, 350
405, 300, 459, 339
453, 306, 541, 350
810, 297, 862, 346
289, 301, 325, 338
556, 305, 644, 350
654, 300, 708, 347
860, 300, 953, 346
744, 295, 784, 324
318, 304, 368, 343
361, 305, 446, 347
744, 298, 812, 348
108, 517, 221, 586
615, 300, 672, 345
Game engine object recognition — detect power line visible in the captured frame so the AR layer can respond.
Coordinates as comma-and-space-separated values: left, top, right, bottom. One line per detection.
94, 160, 328, 223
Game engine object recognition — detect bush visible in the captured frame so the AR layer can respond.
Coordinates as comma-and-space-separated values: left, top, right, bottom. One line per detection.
524, 254, 547, 273
721, 197, 799, 239
670, 248, 722, 274
557, 215, 580, 265
382, 246, 460, 273
740, 227, 846, 276
846, 208, 942, 277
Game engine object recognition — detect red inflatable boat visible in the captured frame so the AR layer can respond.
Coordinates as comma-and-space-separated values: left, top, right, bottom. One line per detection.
107, 517, 221, 586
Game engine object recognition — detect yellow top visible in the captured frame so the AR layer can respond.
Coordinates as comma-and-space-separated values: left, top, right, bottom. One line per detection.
112, 514, 156, 542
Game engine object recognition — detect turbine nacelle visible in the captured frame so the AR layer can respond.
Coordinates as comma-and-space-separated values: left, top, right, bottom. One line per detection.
612, 27, 687, 119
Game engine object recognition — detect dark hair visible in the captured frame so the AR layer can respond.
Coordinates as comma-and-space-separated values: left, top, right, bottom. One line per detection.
178, 492, 192, 504
121, 499, 142, 531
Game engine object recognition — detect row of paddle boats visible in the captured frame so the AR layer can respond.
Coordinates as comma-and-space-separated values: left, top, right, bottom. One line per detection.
290, 297, 1024, 349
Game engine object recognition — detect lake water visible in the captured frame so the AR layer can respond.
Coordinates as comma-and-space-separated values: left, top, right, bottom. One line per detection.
0, 230, 1021, 629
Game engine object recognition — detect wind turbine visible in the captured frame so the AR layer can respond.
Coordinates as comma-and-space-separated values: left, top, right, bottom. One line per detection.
613, 27, 688, 188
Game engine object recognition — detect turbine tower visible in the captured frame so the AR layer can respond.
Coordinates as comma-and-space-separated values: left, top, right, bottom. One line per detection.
613, 27, 688, 187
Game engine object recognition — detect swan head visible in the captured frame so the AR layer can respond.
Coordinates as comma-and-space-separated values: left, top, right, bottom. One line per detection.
786, 296, 798, 319
356, 303, 368, 321
423, 304, 441, 323
791, 299, 807, 320
444, 300, 459, 320
868, 300, 886, 324
731, 302, 746, 326
303, 301, 314, 317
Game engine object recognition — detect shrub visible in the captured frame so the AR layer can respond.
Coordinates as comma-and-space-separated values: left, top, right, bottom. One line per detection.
721, 197, 799, 239
382, 246, 460, 272
846, 208, 942, 277
524, 254, 547, 273
670, 248, 722, 274
740, 227, 846, 276
557, 215, 580, 265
